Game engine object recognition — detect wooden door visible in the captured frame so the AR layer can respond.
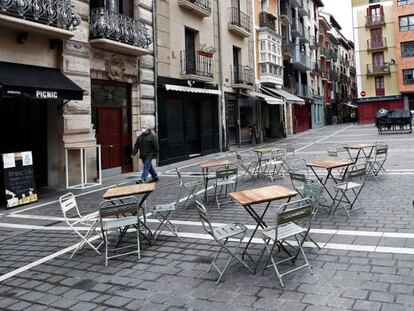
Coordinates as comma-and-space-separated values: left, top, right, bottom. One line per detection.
371, 28, 382, 49
185, 28, 196, 74
96, 107, 123, 170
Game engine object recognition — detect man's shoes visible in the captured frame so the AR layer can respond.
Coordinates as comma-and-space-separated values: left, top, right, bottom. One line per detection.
136, 180, 144, 184
148, 177, 159, 183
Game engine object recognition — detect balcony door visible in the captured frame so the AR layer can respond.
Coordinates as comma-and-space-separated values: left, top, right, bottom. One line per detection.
185, 28, 196, 75
231, 0, 241, 24
368, 5, 382, 23
371, 28, 382, 49
372, 52, 384, 72
233, 46, 241, 83
91, 0, 133, 16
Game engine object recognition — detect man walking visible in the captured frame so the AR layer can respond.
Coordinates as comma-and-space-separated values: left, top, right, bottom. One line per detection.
131, 125, 159, 183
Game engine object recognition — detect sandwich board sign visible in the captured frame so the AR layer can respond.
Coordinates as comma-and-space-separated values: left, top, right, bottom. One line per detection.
2, 151, 38, 208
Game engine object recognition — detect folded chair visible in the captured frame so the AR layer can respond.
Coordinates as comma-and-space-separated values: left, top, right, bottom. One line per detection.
59, 193, 103, 259
332, 165, 367, 217
235, 152, 258, 178
213, 165, 238, 208
146, 186, 181, 242
367, 144, 388, 180
176, 168, 203, 209
99, 196, 141, 266
258, 198, 314, 287
195, 201, 253, 284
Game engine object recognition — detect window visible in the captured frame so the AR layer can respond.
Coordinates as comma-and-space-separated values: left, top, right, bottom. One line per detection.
403, 69, 414, 85
369, 0, 380, 3
375, 76, 385, 96
398, 0, 414, 6
399, 15, 414, 32
90, 0, 133, 17
401, 41, 414, 57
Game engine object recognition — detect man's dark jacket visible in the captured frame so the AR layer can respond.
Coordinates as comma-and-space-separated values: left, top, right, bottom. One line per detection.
132, 131, 159, 159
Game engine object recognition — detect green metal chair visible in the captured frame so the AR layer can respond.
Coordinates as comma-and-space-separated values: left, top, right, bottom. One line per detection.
235, 151, 257, 179
257, 198, 314, 287
195, 201, 253, 284
367, 144, 388, 180
213, 165, 238, 208
176, 168, 203, 209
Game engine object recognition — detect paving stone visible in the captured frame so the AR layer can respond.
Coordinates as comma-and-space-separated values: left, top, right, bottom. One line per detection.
353, 300, 382, 311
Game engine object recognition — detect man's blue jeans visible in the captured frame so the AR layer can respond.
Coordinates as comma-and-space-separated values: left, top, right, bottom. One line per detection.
141, 157, 157, 182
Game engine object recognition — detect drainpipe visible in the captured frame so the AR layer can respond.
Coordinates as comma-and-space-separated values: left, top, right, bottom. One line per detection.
218, 0, 226, 151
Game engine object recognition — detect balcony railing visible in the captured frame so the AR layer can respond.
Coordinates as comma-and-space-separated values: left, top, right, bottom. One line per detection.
320, 47, 329, 58
340, 73, 349, 83
292, 19, 304, 37
282, 38, 294, 58
0, 0, 80, 31
330, 50, 338, 62
231, 65, 254, 87
321, 70, 330, 81
367, 38, 387, 51
293, 49, 311, 70
365, 13, 385, 27
259, 62, 283, 80
367, 62, 391, 75
404, 78, 414, 85
90, 8, 152, 49
228, 7, 250, 36
295, 82, 312, 98
259, 11, 276, 31
301, 27, 310, 43
311, 61, 321, 74
309, 36, 318, 49
180, 51, 214, 81
280, 0, 292, 24
178, 0, 211, 17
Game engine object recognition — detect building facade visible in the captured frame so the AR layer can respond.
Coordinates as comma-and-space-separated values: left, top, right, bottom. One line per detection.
0, 0, 155, 189
352, 0, 403, 123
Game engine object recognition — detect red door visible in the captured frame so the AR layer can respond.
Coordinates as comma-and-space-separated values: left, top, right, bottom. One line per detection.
294, 103, 311, 133
371, 28, 382, 49
96, 107, 123, 170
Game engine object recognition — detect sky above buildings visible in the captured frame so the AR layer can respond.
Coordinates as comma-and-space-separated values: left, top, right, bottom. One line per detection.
321, 0, 353, 41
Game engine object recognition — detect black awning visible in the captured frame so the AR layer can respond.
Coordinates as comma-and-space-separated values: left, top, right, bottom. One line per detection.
0, 61, 84, 101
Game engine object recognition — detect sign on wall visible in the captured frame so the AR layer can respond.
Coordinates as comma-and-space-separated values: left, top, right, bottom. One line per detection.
2, 152, 38, 208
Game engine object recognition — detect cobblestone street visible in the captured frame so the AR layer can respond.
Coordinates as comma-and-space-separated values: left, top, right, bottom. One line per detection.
1, 124, 414, 311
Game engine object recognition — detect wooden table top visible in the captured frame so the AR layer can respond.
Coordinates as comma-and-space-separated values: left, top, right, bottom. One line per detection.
229, 185, 297, 206
103, 183, 156, 199
307, 159, 355, 170
344, 144, 376, 150
199, 159, 233, 169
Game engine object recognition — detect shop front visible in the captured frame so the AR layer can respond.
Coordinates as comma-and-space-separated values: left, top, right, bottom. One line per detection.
0, 61, 84, 200
356, 95, 403, 124
157, 78, 221, 165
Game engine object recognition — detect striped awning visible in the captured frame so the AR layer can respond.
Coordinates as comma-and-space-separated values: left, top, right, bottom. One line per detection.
165, 84, 221, 95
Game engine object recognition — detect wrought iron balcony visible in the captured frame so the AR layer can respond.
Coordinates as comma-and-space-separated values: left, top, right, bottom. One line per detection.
367, 38, 387, 51
280, 0, 292, 25
180, 50, 214, 82
178, 0, 211, 17
259, 11, 276, 31
320, 47, 329, 59
90, 8, 152, 56
259, 62, 283, 84
231, 65, 254, 89
228, 7, 250, 37
282, 38, 293, 59
0, 0, 80, 39
367, 62, 391, 76
292, 48, 311, 70
311, 61, 322, 75
365, 13, 385, 27
295, 82, 312, 98
329, 50, 338, 62
292, 19, 304, 38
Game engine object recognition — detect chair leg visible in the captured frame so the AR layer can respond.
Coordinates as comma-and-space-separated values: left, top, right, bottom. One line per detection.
263, 241, 284, 287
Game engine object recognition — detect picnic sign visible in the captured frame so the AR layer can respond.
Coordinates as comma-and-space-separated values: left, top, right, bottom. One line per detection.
2, 151, 38, 208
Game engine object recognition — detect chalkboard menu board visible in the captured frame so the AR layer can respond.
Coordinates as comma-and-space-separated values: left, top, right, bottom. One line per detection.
2, 152, 38, 208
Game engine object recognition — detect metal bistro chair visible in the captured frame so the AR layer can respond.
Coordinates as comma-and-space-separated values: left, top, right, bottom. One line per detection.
367, 144, 388, 180
146, 185, 182, 242
195, 201, 253, 284
332, 165, 367, 217
235, 151, 258, 179
281, 144, 295, 172
258, 198, 314, 288
213, 165, 238, 208
268, 149, 287, 181
301, 182, 324, 249
59, 193, 103, 259
99, 196, 141, 266
176, 168, 203, 209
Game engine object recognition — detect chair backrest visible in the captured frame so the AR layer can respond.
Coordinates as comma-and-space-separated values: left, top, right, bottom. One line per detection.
289, 170, 307, 183
302, 182, 322, 204
289, 159, 308, 172
375, 145, 388, 159
346, 165, 367, 183
327, 149, 338, 158
285, 144, 295, 158
59, 193, 81, 221
271, 149, 286, 161
99, 196, 139, 220
215, 165, 238, 179
195, 200, 214, 235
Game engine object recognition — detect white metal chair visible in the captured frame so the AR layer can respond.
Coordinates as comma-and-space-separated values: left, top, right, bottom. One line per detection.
59, 193, 103, 259
332, 165, 367, 217
176, 168, 203, 209
367, 144, 388, 180
257, 198, 314, 287
235, 152, 257, 178
213, 165, 238, 208
99, 196, 141, 266
195, 201, 253, 284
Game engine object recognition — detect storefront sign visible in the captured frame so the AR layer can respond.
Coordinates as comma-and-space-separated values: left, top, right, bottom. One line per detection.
2, 87, 81, 100
2, 152, 38, 208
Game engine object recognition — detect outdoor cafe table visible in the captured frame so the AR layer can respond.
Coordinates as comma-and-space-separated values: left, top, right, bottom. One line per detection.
103, 183, 156, 245
199, 159, 233, 201
307, 159, 354, 206
343, 144, 375, 164
229, 185, 298, 269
